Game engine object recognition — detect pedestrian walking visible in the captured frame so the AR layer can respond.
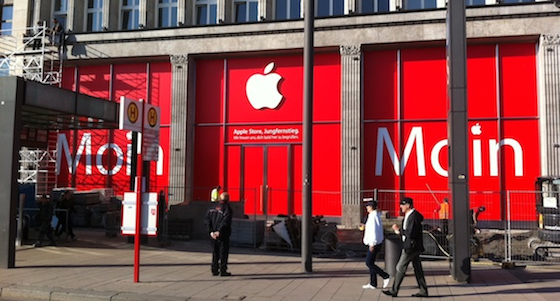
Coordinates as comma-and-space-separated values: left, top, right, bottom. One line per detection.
55, 190, 76, 240
361, 200, 390, 290
204, 191, 233, 276
34, 195, 57, 247
383, 197, 428, 298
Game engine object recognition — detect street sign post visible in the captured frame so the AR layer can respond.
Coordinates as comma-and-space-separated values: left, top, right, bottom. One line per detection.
119, 97, 160, 283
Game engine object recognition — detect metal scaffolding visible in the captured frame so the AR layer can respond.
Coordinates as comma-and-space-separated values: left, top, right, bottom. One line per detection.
0, 22, 63, 86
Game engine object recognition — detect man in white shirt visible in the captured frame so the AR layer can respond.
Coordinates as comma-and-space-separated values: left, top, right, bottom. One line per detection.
362, 200, 390, 289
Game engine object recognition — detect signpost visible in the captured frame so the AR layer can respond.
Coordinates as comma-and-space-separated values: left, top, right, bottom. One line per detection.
119, 97, 160, 283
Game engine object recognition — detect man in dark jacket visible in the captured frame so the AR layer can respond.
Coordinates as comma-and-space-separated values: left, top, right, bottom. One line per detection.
383, 197, 428, 298
34, 195, 57, 247
204, 192, 233, 276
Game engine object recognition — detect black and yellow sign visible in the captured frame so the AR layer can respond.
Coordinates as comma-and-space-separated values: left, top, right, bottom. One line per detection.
147, 107, 158, 128
127, 102, 140, 124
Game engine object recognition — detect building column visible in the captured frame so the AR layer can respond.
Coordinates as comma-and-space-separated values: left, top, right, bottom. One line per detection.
66, 0, 75, 31
139, 0, 148, 28
345, 0, 357, 14
0, 77, 23, 269
178, 0, 187, 26
539, 34, 560, 176
217, 0, 227, 23
12, 0, 32, 30
340, 45, 362, 229
169, 55, 190, 206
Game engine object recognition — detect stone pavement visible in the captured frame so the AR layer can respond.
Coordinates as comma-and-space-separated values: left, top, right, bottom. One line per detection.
1, 229, 559, 301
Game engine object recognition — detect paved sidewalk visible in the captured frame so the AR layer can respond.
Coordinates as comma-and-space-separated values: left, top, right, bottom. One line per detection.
1, 229, 559, 301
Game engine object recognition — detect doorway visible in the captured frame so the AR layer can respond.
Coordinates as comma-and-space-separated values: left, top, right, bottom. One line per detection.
239, 145, 296, 216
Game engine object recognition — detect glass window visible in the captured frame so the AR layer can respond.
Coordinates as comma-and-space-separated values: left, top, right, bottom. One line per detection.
1, 5, 13, 36
276, 0, 301, 20
196, 0, 217, 25
121, 0, 140, 30
235, 0, 258, 23
362, 0, 389, 13
501, 0, 535, 3
466, 0, 486, 6
158, 0, 178, 27
86, 0, 103, 31
316, 0, 344, 18
402, 0, 437, 10
53, 0, 68, 29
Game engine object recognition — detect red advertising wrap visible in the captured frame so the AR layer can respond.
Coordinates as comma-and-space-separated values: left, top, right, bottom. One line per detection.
57, 63, 171, 195
56, 43, 539, 222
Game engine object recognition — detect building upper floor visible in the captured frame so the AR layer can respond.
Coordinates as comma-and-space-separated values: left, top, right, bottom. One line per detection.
0, 0, 557, 36
2, 0, 560, 62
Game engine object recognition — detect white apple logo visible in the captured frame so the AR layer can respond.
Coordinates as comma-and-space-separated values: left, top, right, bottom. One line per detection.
471, 123, 482, 135
246, 62, 284, 110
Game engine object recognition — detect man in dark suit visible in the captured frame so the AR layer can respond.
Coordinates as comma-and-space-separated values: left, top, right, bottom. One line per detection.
204, 192, 233, 276
383, 197, 428, 297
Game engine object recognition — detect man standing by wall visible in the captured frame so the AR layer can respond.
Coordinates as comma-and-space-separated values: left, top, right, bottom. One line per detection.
205, 192, 233, 276
383, 197, 428, 298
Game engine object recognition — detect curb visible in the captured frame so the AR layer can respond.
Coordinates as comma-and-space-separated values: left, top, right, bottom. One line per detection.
0, 284, 191, 301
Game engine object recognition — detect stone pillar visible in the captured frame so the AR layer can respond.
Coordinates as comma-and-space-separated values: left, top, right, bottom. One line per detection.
66, 0, 75, 31
178, 0, 188, 26
539, 34, 560, 176
217, 0, 227, 23
107, 0, 120, 31
169, 55, 190, 206
139, 0, 148, 28
11, 0, 31, 29
345, 0, 357, 14
340, 45, 362, 229
102, 0, 110, 30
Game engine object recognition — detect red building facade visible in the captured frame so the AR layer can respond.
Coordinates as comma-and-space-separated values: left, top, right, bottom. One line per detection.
56, 42, 539, 222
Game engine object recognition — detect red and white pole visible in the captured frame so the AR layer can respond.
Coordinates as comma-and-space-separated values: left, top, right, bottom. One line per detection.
133, 100, 145, 283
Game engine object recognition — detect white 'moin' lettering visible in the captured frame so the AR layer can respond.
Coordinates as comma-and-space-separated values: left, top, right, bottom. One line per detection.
57, 131, 164, 177
57, 133, 92, 175
489, 138, 523, 176
431, 139, 448, 177
375, 127, 524, 177
473, 139, 482, 176
96, 143, 124, 175
375, 127, 426, 176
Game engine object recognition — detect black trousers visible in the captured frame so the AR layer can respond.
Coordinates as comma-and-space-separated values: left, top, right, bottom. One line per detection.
56, 212, 75, 238
211, 238, 230, 273
365, 244, 389, 286
37, 222, 56, 245
390, 249, 428, 296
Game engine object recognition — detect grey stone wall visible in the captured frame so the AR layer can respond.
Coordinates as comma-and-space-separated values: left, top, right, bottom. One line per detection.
539, 34, 560, 177
340, 45, 363, 229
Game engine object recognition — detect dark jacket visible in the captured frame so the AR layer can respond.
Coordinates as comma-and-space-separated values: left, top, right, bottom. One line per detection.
204, 201, 233, 239
401, 209, 425, 253
37, 201, 54, 229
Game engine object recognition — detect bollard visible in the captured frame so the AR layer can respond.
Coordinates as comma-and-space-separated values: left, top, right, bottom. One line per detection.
384, 234, 403, 276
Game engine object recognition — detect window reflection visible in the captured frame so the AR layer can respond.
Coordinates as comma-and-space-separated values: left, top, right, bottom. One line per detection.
276, 0, 301, 20
158, 0, 178, 28
196, 0, 217, 25
235, 0, 258, 23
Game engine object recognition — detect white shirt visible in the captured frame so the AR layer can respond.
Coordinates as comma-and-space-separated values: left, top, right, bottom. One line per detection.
402, 208, 415, 241
363, 210, 384, 247
403, 208, 415, 230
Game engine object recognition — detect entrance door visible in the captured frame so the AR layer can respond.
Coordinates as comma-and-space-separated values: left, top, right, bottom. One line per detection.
241, 145, 293, 216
